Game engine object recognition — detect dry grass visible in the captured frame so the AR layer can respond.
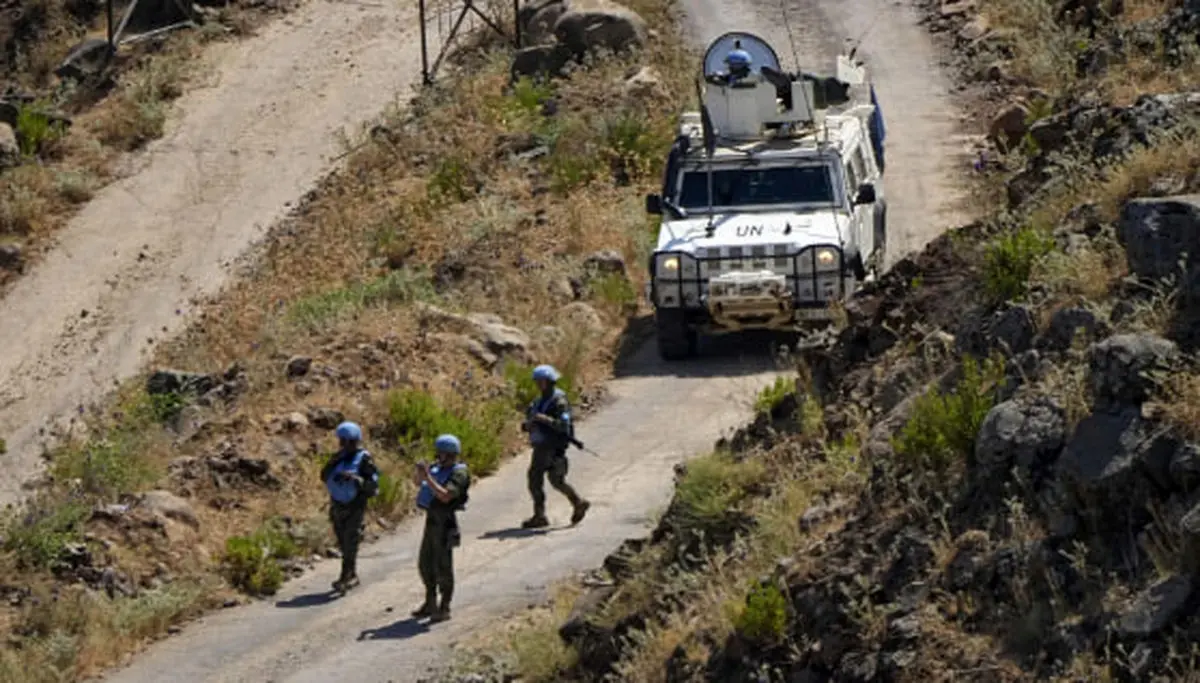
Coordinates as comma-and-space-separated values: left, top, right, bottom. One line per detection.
1150, 370, 1200, 441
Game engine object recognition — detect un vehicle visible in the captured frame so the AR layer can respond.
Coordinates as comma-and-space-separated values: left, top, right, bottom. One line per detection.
644, 32, 888, 360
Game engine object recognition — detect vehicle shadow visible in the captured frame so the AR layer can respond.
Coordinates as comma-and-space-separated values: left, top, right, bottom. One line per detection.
611, 313, 798, 379
357, 617, 430, 641
275, 591, 340, 609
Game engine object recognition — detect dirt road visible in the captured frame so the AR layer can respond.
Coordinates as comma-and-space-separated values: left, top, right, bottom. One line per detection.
0, 0, 423, 505
96, 0, 969, 681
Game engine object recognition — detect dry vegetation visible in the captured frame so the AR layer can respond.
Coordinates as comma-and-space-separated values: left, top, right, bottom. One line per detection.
0, 0, 290, 289
0, 0, 694, 679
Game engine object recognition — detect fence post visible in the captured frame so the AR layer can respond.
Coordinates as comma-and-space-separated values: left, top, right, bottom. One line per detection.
106, 0, 115, 48
513, 0, 521, 48
419, 0, 431, 85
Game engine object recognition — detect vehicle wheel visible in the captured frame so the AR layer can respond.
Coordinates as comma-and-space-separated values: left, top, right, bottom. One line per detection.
656, 310, 697, 360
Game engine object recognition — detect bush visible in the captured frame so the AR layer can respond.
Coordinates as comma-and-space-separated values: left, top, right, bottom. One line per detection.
754, 376, 795, 415
386, 389, 509, 475
982, 226, 1054, 303
734, 582, 788, 644
221, 519, 301, 596
675, 451, 765, 531
287, 269, 436, 329
15, 103, 65, 158
892, 355, 1002, 473
3, 500, 90, 570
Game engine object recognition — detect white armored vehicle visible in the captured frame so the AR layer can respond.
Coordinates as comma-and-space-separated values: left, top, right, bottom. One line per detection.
644, 32, 888, 360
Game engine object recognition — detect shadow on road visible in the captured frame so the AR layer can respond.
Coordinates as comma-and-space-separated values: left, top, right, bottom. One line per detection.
477, 526, 565, 541
357, 617, 431, 641
275, 591, 340, 609
611, 314, 795, 379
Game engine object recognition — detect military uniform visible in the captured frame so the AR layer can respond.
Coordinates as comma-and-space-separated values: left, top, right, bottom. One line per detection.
415, 461, 469, 622
321, 447, 379, 590
523, 387, 589, 527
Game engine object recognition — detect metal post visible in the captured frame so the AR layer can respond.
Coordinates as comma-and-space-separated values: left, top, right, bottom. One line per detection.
419, 0, 431, 85
107, 0, 115, 48
513, 0, 521, 48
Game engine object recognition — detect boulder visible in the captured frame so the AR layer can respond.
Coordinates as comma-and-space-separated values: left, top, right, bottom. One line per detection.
137, 490, 200, 530
519, 0, 568, 46
1088, 333, 1178, 406
146, 369, 218, 397
988, 102, 1029, 149
511, 44, 574, 81
1038, 306, 1107, 351
306, 407, 344, 430
1116, 195, 1200, 282
55, 38, 114, 81
560, 301, 605, 334
1116, 575, 1194, 637
285, 356, 313, 378
622, 66, 664, 100
0, 122, 18, 168
974, 396, 1067, 476
553, 0, 647, 57
583, 249, 628, 277
0, 243, 23, 273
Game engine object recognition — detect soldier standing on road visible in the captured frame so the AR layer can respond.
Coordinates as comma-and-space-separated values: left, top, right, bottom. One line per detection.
520, 364, 590, 529
412, 434, 470, 623
321, 421, 379, 594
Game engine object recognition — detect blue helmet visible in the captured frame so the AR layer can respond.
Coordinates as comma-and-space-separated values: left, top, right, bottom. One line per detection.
725, 48, 752, 70
532, 364, 560, 383
435, 434, 461, 455
335, 421, 362, 442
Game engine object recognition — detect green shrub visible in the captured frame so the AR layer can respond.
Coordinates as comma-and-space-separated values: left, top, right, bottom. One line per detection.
15, 103, 65, 157
427, 156, 475, 204
386, 389, 508, 475
675, 451, 764, 531
369, 468, 408, 518
589, 272, 636, 311
3, 501, 90, 570
892, 356, 1002, 473
735, 582, 788, 644
983, 227, 1054, 303
221, 519, 301, 596
754, 376, 795, 415
605, 111, 666, 181
287, 269, 436, 329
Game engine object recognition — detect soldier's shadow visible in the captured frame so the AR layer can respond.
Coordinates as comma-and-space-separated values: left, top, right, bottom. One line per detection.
357, 617, 430, 641
477, 526, 566, 541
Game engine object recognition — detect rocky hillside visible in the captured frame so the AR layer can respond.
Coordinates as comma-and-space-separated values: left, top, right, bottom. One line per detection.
441, 1, 1200, 681
0, 0, 687, 681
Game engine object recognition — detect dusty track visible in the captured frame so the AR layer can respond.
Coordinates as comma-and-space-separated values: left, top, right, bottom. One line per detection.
93, 0, 969, 681
0, 0, 421, 504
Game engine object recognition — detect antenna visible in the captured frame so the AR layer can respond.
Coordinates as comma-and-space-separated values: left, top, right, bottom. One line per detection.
847, 14, 881, 61
779, 0, 819, 148
695, 75, 717, 236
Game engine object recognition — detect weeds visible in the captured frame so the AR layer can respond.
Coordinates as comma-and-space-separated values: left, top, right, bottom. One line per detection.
733, 581, 788, 644
754, 376, 795, 415
15, 103, 65, 157
287, 269, 437, 329
893, 355, 1003, 474
221, 519, 302, 596
2, 499, 90, 570
385, 389, 509, 475
503, 359, 581, 411
983, 226, 1055, 303
675, 451, 766, 531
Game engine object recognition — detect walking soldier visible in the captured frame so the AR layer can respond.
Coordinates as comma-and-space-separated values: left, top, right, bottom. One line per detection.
520, 364, 590, 529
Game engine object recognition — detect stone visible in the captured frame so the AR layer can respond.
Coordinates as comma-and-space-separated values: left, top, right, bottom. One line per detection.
560, 301, 605, 334
518, 0, 567, 46
55, 38, 113, 81
989, 102, 1031, 150
974, 396, 1067, 475
1088, 333, 1178, 406
306, 407, 344, 430
146, 369, 217, 397
989, 304, 1036, 354
583, 249, 628, 277
286, 356, 313, 378
1117, 575, 1193, 637
0, 243, 23, 272
1117, 195, 1200, 280
283, 412, 309, 431
622, 65, 664, 100
137, 490, 200, 530
553, 0, 648, 57
511, 44, 574, 80
0, 122, 18, 169
1039, 306, 1106, 351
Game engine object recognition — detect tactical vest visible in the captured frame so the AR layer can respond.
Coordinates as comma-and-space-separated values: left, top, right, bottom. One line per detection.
416, 462, 469, 512
527, 389, 573, 448
325, 449, 370, 504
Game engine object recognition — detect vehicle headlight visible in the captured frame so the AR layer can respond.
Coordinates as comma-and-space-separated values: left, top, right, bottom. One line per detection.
661, 256, 680, 273
815, 248, 838, 269
655, 253, 692, 279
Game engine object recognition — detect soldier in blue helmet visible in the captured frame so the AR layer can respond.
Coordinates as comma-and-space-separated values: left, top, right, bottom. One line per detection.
519, 364, 590, 529
724, 47, 753, 81
412, 433, 471, 623
321, 421, 379, 593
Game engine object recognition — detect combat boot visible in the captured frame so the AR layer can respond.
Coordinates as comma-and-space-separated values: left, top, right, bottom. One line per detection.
430, 598, 452, 623
570, 499, 591, 525
521, 514, 549, 529
412, 590, 437, 618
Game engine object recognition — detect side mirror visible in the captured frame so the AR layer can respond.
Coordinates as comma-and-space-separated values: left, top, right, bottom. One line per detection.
645, 193, 662, 215
854, 183, 876, 205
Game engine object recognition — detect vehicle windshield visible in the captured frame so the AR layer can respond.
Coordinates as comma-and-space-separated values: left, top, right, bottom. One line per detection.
674, 163, 836, 210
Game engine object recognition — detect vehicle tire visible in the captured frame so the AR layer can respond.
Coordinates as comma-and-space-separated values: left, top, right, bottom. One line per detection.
656, 310, 696, 360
